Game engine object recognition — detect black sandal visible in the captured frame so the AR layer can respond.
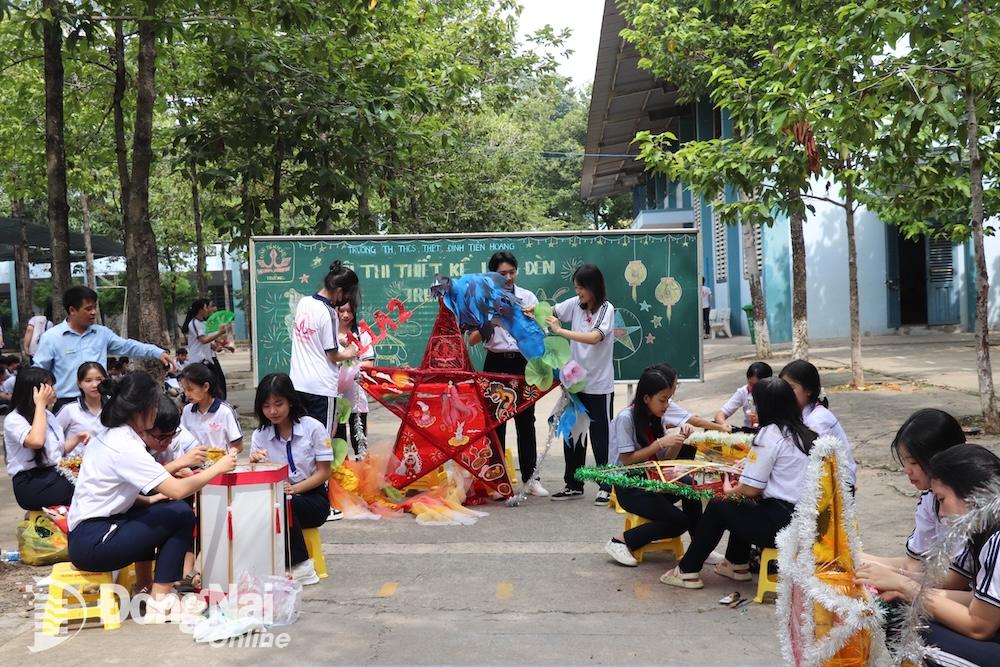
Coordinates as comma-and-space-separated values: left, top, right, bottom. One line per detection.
175, 572, 201, 593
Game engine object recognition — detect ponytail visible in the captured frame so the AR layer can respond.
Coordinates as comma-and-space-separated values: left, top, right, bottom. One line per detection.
183, 299, 211, 336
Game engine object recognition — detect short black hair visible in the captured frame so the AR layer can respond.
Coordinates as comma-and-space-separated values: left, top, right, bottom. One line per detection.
779, 359, 827, 408
572, 263, 607, 310
107, 358, 123, 371
752, 377, 816, 457
180, 362, 219, 397
254, 373, 307, 430
176, 348, 188, 356
152, 394, 182, 433
488, 252, 518, 272
747, 362, 773, 381
77, 361, 108, 383
929, 444, 1000, 501
891, 408, 965, 472
100, 371, 161, 428
63, 285, 99, 312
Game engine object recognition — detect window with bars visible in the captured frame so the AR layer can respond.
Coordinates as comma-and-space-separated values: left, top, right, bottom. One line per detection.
710, 202, 727, 283
928, 238, 954, 284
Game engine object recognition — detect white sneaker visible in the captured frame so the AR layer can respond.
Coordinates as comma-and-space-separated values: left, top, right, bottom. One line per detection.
525, 479, 549, 497
291, 559, 320, 586
705, 550, 726, 565
604, 539, 638, 567
139, 592, 208, 624
326, 507, 344, 522
594, 490, 611, 506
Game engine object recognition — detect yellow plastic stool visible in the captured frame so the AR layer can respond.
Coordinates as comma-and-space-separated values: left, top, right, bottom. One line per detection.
42, 562, 121, 635
116, 564, 136, 593
754, 547, 779, 603
505, 449, 517, 488
623, 513, 685, 563
302, 528, 328, 579
609, 488, 626, 514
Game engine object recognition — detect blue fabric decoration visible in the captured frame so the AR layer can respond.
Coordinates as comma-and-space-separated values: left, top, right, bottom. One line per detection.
554, 391, 589, 443
433, 272, 546, 359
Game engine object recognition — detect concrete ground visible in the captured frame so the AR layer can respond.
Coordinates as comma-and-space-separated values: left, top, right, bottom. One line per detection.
0, 331, 996, 665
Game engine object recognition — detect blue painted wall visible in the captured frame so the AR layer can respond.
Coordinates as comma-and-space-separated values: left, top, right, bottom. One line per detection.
762, 217, 792, 343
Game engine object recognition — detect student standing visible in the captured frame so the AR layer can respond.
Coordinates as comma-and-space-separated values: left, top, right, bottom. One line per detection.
33, 286, 170, 411
68, 372, 236, 622
701, 278, 712, 339
468, 252, 548, 497
334, 300, 375, 456
545, 264, 616, 505
289, 261, 360, 433
21, 303, 53, 363
182, 299, 228, 400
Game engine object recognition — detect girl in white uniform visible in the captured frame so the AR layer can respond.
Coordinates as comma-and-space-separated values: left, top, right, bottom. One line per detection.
603, 365, 701, 567
780, 360, 857, 489
56, 361, 108, 455
334, 301, 375, 456
543, 263, 616, 504
661, 377, 815, 589
714, 361, 773, 428
179, 362, 243, 453
3, 368, 86, 510
67, 372, 236, 622
857, 445, 1000, 666
182, 298, 228, 399
249, 373, 332, 586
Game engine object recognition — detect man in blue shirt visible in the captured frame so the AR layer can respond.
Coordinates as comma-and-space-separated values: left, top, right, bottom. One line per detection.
33, 286, 172, 410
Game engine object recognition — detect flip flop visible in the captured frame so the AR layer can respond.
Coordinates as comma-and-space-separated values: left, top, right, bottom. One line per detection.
718, 591, 742, 605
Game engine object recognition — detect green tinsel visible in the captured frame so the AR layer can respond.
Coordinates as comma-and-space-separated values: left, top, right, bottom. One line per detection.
574, 466, 722, 501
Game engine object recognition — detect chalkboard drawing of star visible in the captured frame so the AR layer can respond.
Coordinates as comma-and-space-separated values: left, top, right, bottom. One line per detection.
639, 300, 652, 312
613, 310, 641, 353
651, 315, 663, 328
645, 333, 656, 345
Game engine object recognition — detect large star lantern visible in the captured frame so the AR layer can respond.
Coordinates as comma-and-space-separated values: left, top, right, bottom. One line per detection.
359, 301, 554, 497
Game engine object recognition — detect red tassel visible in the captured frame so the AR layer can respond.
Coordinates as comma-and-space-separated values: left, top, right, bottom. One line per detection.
275, 506, 281, 534
286, 497, 294, 528
227, 509, 233, 541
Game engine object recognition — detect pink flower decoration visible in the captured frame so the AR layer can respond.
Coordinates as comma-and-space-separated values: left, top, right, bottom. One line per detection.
338, 363, 360, 394
560, 360, 587, 387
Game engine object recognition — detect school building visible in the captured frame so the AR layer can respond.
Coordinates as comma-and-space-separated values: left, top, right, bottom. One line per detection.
582, 0, 996, 342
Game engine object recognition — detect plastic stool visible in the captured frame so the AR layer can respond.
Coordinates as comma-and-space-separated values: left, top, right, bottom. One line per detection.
505, 449, 517, 488
116, 564, 136, 593
754, 547, 779, 603
609, 488, 626, 514
623, 513, 685, 563
302, 528, 328, 579
42, 562, 121, 634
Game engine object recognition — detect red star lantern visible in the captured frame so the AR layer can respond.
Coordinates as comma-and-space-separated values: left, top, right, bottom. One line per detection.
359, 300, 554, 497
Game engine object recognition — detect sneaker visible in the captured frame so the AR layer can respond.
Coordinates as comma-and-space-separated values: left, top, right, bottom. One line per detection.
551, 488, 584, 501
326, 507, 344, 522
594, 490, 610, 506
524, 479, 549, 497
139, 592, 208, 624
291, 559, 321, 586
605, 539, 638, 567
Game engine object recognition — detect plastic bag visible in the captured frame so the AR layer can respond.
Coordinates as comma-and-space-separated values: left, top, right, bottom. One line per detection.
266, 575, 302, 626
225, 572, 301, 627
192, 606, 264, 644
17, 513, 69, 566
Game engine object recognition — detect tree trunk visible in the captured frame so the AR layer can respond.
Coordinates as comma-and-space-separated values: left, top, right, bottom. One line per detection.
221, 247, 232, 312
112, 20, 139, 337
189, 160, 207, 295
270, 138, 283, 235
79, 192, 102, 324
740, 216, 771, 358
964, 65, 998, 431
12, 202, 33, 329
789, 206, 809, 360
42, 0, 70, 322
125, 11, 168, 346
844, 179, 864, 388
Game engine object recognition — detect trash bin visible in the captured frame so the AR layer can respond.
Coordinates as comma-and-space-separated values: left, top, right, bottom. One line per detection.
742, 304, 755, 344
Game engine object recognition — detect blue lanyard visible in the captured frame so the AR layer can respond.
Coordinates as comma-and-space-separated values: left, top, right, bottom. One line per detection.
284, 438, 297, 474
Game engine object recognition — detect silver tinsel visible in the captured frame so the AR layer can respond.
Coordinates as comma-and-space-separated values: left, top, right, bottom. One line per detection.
506, 393, 566, 507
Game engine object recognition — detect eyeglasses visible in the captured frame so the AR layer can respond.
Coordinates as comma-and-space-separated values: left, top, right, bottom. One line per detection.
145, 429, 178, 443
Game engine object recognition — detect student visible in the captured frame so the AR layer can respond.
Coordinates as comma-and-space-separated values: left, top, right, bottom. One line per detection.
22, 302, 54, 363
288, 261, 360, 433
544, 264, 616, 504
856, 445, 1000, 666
56, 362, 109, 455
67, 372, 237, 622
249, 374, 332, 586
604, 365, 702, 567
334, 300, 375, 456
182, 299, 227, 399
0, 356, 16, 411
107, 358, 124, 379
174, 348, 189, 373
779, 360, 857, 489
661, 377, 815, 589
33, 285, 170, 410
179, 363, 243, 453
701, 278, 712, 339
861, 409, 966, 571
655, 362, 732, 434
3, 368, 87, 510
714, 362, 773, 428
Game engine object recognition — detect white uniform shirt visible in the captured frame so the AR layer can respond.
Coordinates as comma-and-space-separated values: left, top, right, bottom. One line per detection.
289, 294, 341, 397
67, 425, 171, 531
701, 286, 712, 309
803, 404, 857, 487
180, 399, 243, 449
3, 409, 66, 476
485, 285, 538, 353
720, 385, 755, 426
552, 296, 615, 394
906, 491, 941, 559
186, 318, 215, 364
0, 374, 15, 394
951, 529, 1000, 610
26, 315, 53, 356
150, 426, 201, 466
56, 396, 105, 449
739, 424, 809, 504
341, 330, 375, 414
610, 405, 694, 466
662, 399, 692, 428
250, 416, 334, 484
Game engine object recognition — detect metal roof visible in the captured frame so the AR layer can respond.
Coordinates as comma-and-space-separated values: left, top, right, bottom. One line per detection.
0, 216, 125, 262
580, 0, 685, 200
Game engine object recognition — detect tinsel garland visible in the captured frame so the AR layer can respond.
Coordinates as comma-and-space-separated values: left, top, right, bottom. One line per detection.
57, 456, 82, 485
891, 477, 1000, 666
684, 431, 755, 449
775, 435, 891, 667
506, 392, 564, 507
573, 465, 726, 501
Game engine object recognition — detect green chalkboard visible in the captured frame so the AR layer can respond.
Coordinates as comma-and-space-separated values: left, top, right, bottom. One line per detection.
250, 230, 702, 384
